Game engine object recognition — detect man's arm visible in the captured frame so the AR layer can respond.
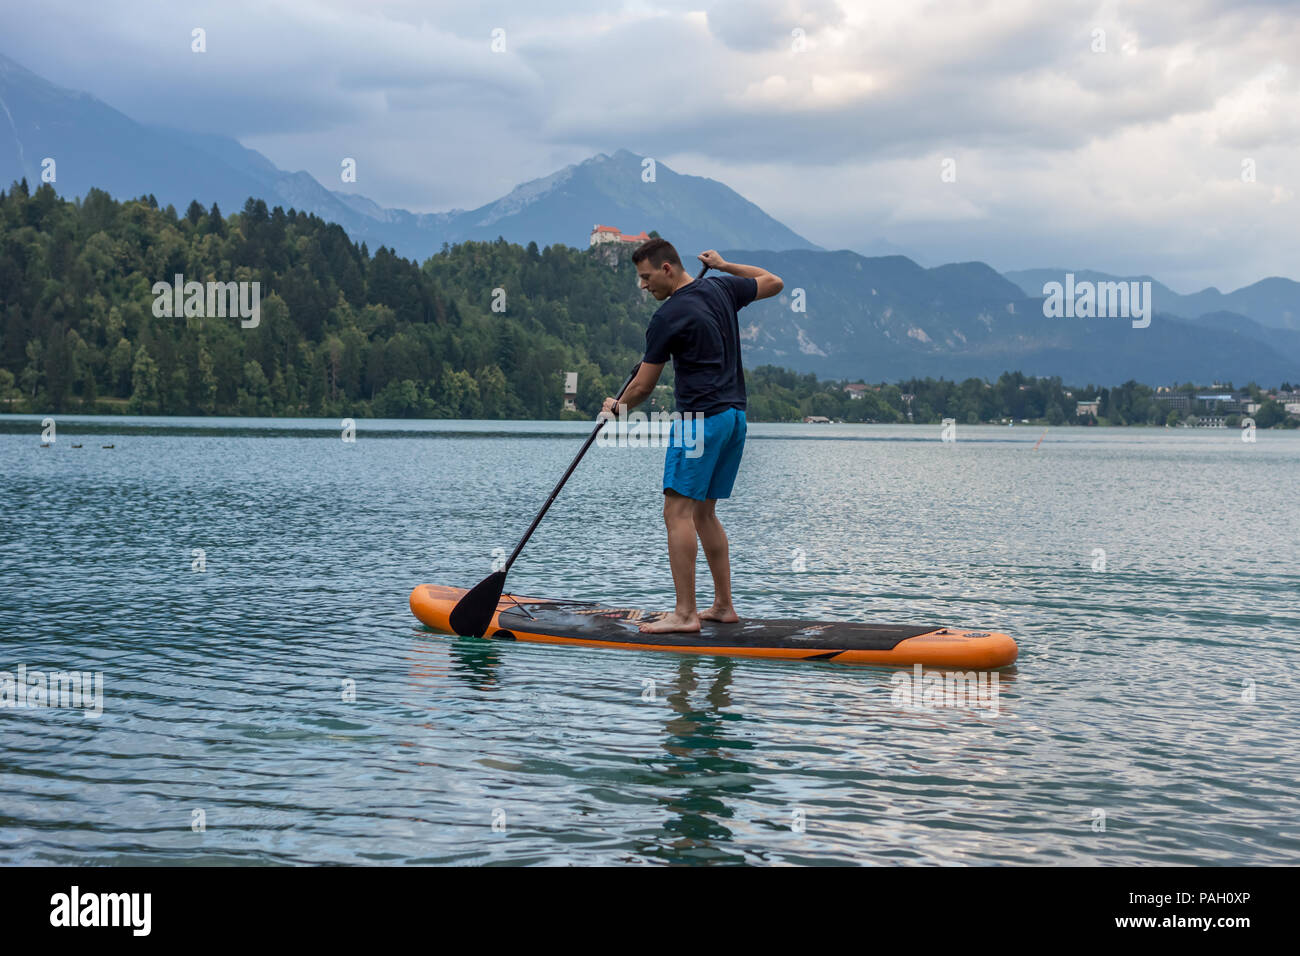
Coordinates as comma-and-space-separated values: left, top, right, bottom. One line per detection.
601, 362, 664, 417
698, 250, 783, 300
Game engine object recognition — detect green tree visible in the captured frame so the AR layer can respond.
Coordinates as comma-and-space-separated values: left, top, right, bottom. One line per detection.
440, 369, 481, 418
1254, 399, 1287, 428
128, 344, 160, 413
108, 338, 134, 393
81, 368, 98, 411
196, 342, 218, 414
238, 360, 271, 416
20, 338, 42, 398
374, 379, 420, 417
475, 363, 526, 418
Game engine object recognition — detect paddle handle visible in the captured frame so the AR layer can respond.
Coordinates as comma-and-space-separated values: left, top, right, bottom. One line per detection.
499, 261, 711, 574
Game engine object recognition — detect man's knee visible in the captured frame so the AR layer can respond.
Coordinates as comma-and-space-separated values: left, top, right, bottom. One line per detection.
692, 498, 718, 526
663, 488, 695, 520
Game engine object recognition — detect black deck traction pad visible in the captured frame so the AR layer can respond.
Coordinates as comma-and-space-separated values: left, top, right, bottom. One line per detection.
496, 603, 937, 651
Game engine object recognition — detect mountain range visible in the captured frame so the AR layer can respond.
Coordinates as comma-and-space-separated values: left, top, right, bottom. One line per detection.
720, 252, 1299, 383
0, 52, 816, 261
1, 50, 1297, 386
1004, 269, 1299, 331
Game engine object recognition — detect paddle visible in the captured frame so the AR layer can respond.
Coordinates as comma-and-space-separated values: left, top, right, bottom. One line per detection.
448, 260, 710, 638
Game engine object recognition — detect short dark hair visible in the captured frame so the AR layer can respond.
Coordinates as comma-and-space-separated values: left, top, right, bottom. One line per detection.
631, 238, 681, 271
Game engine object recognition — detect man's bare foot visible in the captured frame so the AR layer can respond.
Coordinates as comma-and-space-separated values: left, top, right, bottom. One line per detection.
699, 605, 740, 623
639, 612, 701, 634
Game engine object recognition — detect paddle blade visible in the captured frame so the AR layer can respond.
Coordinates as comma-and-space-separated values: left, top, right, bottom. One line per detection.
449, 570, 507, 637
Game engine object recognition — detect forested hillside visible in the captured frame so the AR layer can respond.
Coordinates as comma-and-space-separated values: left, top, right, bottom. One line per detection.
5, 181, 1282, 426
0, 181, 660, 418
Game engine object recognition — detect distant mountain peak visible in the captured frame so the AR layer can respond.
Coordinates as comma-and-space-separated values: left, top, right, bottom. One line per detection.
471, 161, 581, 227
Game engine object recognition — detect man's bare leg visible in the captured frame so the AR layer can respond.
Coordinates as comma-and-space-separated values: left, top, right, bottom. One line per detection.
639, 489, 701, 633
694, 498, 739, 622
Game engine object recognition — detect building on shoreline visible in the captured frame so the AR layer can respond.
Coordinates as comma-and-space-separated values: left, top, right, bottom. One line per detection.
563, 372, 577, 412
1196, 394, 1250, 414
1153, 391, 1192, 413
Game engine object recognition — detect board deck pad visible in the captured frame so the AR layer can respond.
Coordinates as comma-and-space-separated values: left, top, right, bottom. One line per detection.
499, 601, 937, 651
410, 584, 1019, 669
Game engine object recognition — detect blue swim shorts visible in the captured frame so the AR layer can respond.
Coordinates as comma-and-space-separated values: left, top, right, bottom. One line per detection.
663, 407, 747, 501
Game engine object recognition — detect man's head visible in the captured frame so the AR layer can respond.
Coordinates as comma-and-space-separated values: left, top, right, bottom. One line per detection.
632, 238, 686, 300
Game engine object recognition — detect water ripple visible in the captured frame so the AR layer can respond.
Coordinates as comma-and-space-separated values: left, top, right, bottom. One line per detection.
1, 423, 1298, 864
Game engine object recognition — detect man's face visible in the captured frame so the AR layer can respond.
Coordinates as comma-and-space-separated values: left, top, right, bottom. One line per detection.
637, 259, 676, 300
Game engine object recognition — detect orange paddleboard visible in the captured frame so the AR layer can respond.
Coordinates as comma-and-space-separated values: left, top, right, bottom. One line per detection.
410, 584, 1017, 669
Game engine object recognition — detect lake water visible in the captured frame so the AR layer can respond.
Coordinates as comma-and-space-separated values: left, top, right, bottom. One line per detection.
2, 415, 1298, 865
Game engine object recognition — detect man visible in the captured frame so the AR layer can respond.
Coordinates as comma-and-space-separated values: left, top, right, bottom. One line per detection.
601, 239, 783, 634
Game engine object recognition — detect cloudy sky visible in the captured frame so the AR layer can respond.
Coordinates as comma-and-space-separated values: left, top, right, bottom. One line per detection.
5, 0, 1298, 290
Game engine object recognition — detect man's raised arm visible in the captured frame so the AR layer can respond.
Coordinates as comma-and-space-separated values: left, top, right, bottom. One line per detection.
697, 250, 784, 300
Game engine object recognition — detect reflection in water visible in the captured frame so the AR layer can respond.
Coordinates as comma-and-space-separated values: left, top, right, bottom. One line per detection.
638, 659, 756, 865
445, 634, 508, 690
404, 628, 510, 693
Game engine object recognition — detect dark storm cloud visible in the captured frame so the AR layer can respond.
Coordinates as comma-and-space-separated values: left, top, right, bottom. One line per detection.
1, 0, 1296, 287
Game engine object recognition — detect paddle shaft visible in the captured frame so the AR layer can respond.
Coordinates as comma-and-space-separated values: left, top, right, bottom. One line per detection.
499, 261, 710, 575
499, 364, 637, 574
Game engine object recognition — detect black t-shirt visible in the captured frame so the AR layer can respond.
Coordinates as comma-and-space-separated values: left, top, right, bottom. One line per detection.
643, 274, 758, 416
